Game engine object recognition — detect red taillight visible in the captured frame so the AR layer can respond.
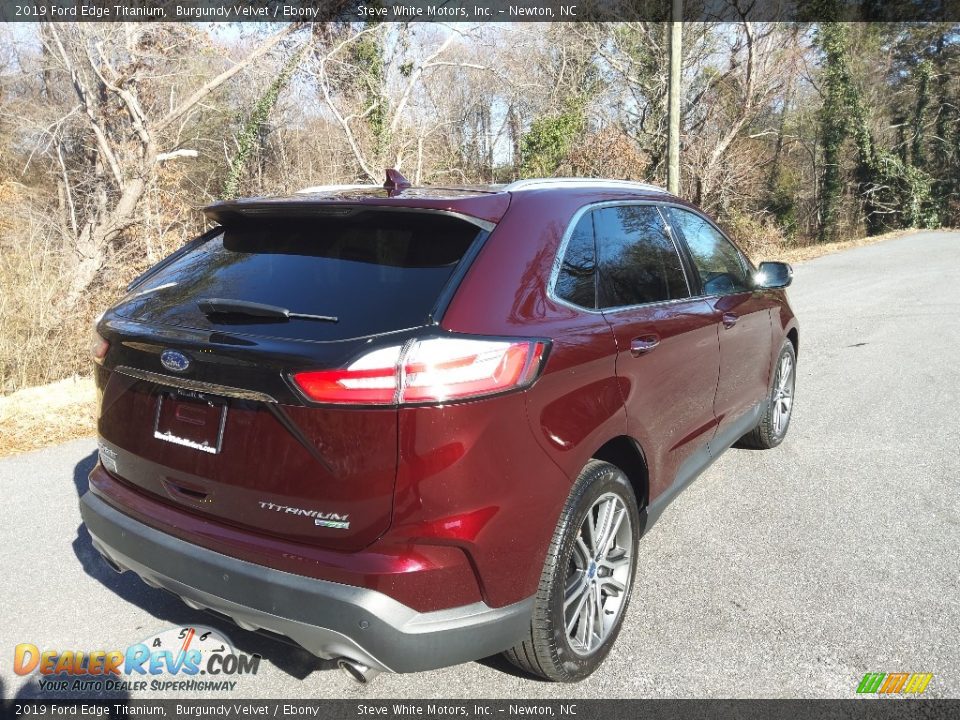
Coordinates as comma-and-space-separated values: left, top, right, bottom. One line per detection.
292, 338, 547, 405
92, 330, 109, 364
292, 346, 401, 405
402, 338, 546, 403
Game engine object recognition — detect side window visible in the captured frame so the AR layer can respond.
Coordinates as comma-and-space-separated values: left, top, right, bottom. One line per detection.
668, 208, 751, 295
594, 205, 689, 309
555, 212, 597, 309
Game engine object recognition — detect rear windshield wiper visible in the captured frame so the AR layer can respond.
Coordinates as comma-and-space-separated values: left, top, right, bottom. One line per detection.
197, 298, 338, 323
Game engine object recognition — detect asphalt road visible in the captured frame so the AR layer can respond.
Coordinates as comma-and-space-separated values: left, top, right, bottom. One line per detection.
2, 231, 958, 700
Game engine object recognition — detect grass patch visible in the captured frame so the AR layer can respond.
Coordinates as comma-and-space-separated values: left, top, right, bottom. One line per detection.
771, 227, 936, 266
0, 375, 96, 458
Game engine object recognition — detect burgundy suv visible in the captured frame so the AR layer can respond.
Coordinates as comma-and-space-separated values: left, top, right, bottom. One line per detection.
82, 175, 798, 683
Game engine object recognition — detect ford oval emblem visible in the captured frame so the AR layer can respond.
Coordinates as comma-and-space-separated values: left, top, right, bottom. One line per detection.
160, 349, 191, 373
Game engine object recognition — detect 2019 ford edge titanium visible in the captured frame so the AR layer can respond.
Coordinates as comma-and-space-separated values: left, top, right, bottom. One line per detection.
81, 174, 798, 683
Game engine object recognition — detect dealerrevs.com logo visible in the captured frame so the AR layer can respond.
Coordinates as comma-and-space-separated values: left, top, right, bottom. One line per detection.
14, 626, 260, 693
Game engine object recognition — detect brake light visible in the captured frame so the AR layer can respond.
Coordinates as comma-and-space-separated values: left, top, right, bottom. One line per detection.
92, 330, 109, 364
292, 346, 401, 405
292, 338, 547, 405
402, 338, 544, 402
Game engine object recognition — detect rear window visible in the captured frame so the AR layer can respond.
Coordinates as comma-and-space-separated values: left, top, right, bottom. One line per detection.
555, 212, 597, 309
115, 211, 482, 341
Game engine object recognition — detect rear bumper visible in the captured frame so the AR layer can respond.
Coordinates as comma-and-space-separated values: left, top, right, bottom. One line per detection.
79, 491, 532, 673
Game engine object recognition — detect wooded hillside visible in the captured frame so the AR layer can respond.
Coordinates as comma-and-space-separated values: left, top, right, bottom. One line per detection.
1, 21, 957, 392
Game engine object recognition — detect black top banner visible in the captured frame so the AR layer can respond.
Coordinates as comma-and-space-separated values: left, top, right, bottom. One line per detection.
1, 0, 959, 22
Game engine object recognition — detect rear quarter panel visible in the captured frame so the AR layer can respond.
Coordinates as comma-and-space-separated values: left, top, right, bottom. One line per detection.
436, 191, 642, 605
389, 392, 571, 608
442, 190, 632, 485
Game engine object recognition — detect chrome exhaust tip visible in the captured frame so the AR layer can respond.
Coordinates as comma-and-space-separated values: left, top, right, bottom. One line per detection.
98, 552, 125, 574
337, 658, 381, 684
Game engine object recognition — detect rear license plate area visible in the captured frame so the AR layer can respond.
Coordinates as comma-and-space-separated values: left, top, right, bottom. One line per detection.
153, 391, 228, 454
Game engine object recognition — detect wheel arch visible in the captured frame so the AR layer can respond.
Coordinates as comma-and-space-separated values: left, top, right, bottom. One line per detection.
590, 435, 649, 510
787, 327, 799, 358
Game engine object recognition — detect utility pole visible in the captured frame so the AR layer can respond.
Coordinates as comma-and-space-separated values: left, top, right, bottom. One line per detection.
667, 0, 683, 195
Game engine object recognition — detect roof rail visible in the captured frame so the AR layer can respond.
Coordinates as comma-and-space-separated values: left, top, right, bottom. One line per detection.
295, 184, 376, 195
503, 177, 669, 194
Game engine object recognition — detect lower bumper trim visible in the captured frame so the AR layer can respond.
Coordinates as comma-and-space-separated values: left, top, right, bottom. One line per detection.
80, 491, 532, 673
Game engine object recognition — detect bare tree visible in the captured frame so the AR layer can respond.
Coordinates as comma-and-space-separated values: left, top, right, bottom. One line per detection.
309, 24, 495, 182
40, 22, 298, 303
682, 23, 804, 210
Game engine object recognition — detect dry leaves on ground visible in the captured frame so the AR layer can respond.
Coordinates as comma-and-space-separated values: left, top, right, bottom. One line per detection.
0, 375, 96, 457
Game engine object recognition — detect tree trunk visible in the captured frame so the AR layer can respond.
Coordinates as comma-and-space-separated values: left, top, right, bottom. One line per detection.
65, 175, 147, 304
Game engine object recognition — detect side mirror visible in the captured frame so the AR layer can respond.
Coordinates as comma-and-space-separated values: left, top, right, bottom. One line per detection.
754, 261, 793, 289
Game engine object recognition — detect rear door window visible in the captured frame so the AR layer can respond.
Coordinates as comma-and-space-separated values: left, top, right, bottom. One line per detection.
115, 211, 482, 341
594, 205, 690, 309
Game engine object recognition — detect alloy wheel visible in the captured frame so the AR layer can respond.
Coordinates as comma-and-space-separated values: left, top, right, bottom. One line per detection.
772, 352, 794, 436
564, 492, 633, 655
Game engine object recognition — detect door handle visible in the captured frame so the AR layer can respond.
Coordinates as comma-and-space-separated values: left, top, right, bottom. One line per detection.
630, 335, 660, 356
722, 312, 738, 329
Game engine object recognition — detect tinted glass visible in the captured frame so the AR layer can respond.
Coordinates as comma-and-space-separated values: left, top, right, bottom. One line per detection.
555, 212, 597, 309
594, 205, 689, 309
668, 208, 751, 295
114, 211, 479, 341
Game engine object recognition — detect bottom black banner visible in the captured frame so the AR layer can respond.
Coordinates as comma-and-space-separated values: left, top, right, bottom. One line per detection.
3, 700, 960, 720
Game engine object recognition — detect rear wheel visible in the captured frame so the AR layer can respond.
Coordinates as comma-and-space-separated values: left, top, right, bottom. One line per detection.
503, 460, 640, 682
739, 340, 796, 449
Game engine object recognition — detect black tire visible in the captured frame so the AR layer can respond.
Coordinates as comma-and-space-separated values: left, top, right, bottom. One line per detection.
738, 339, 797, 450
503, 460, 640, 682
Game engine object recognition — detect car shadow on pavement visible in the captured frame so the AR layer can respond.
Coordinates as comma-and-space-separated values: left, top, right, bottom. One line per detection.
71, 451, 335, 682
475, 654, 547, 682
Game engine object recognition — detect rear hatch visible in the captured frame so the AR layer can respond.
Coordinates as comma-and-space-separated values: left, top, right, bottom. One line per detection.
96, 200, 499, 551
